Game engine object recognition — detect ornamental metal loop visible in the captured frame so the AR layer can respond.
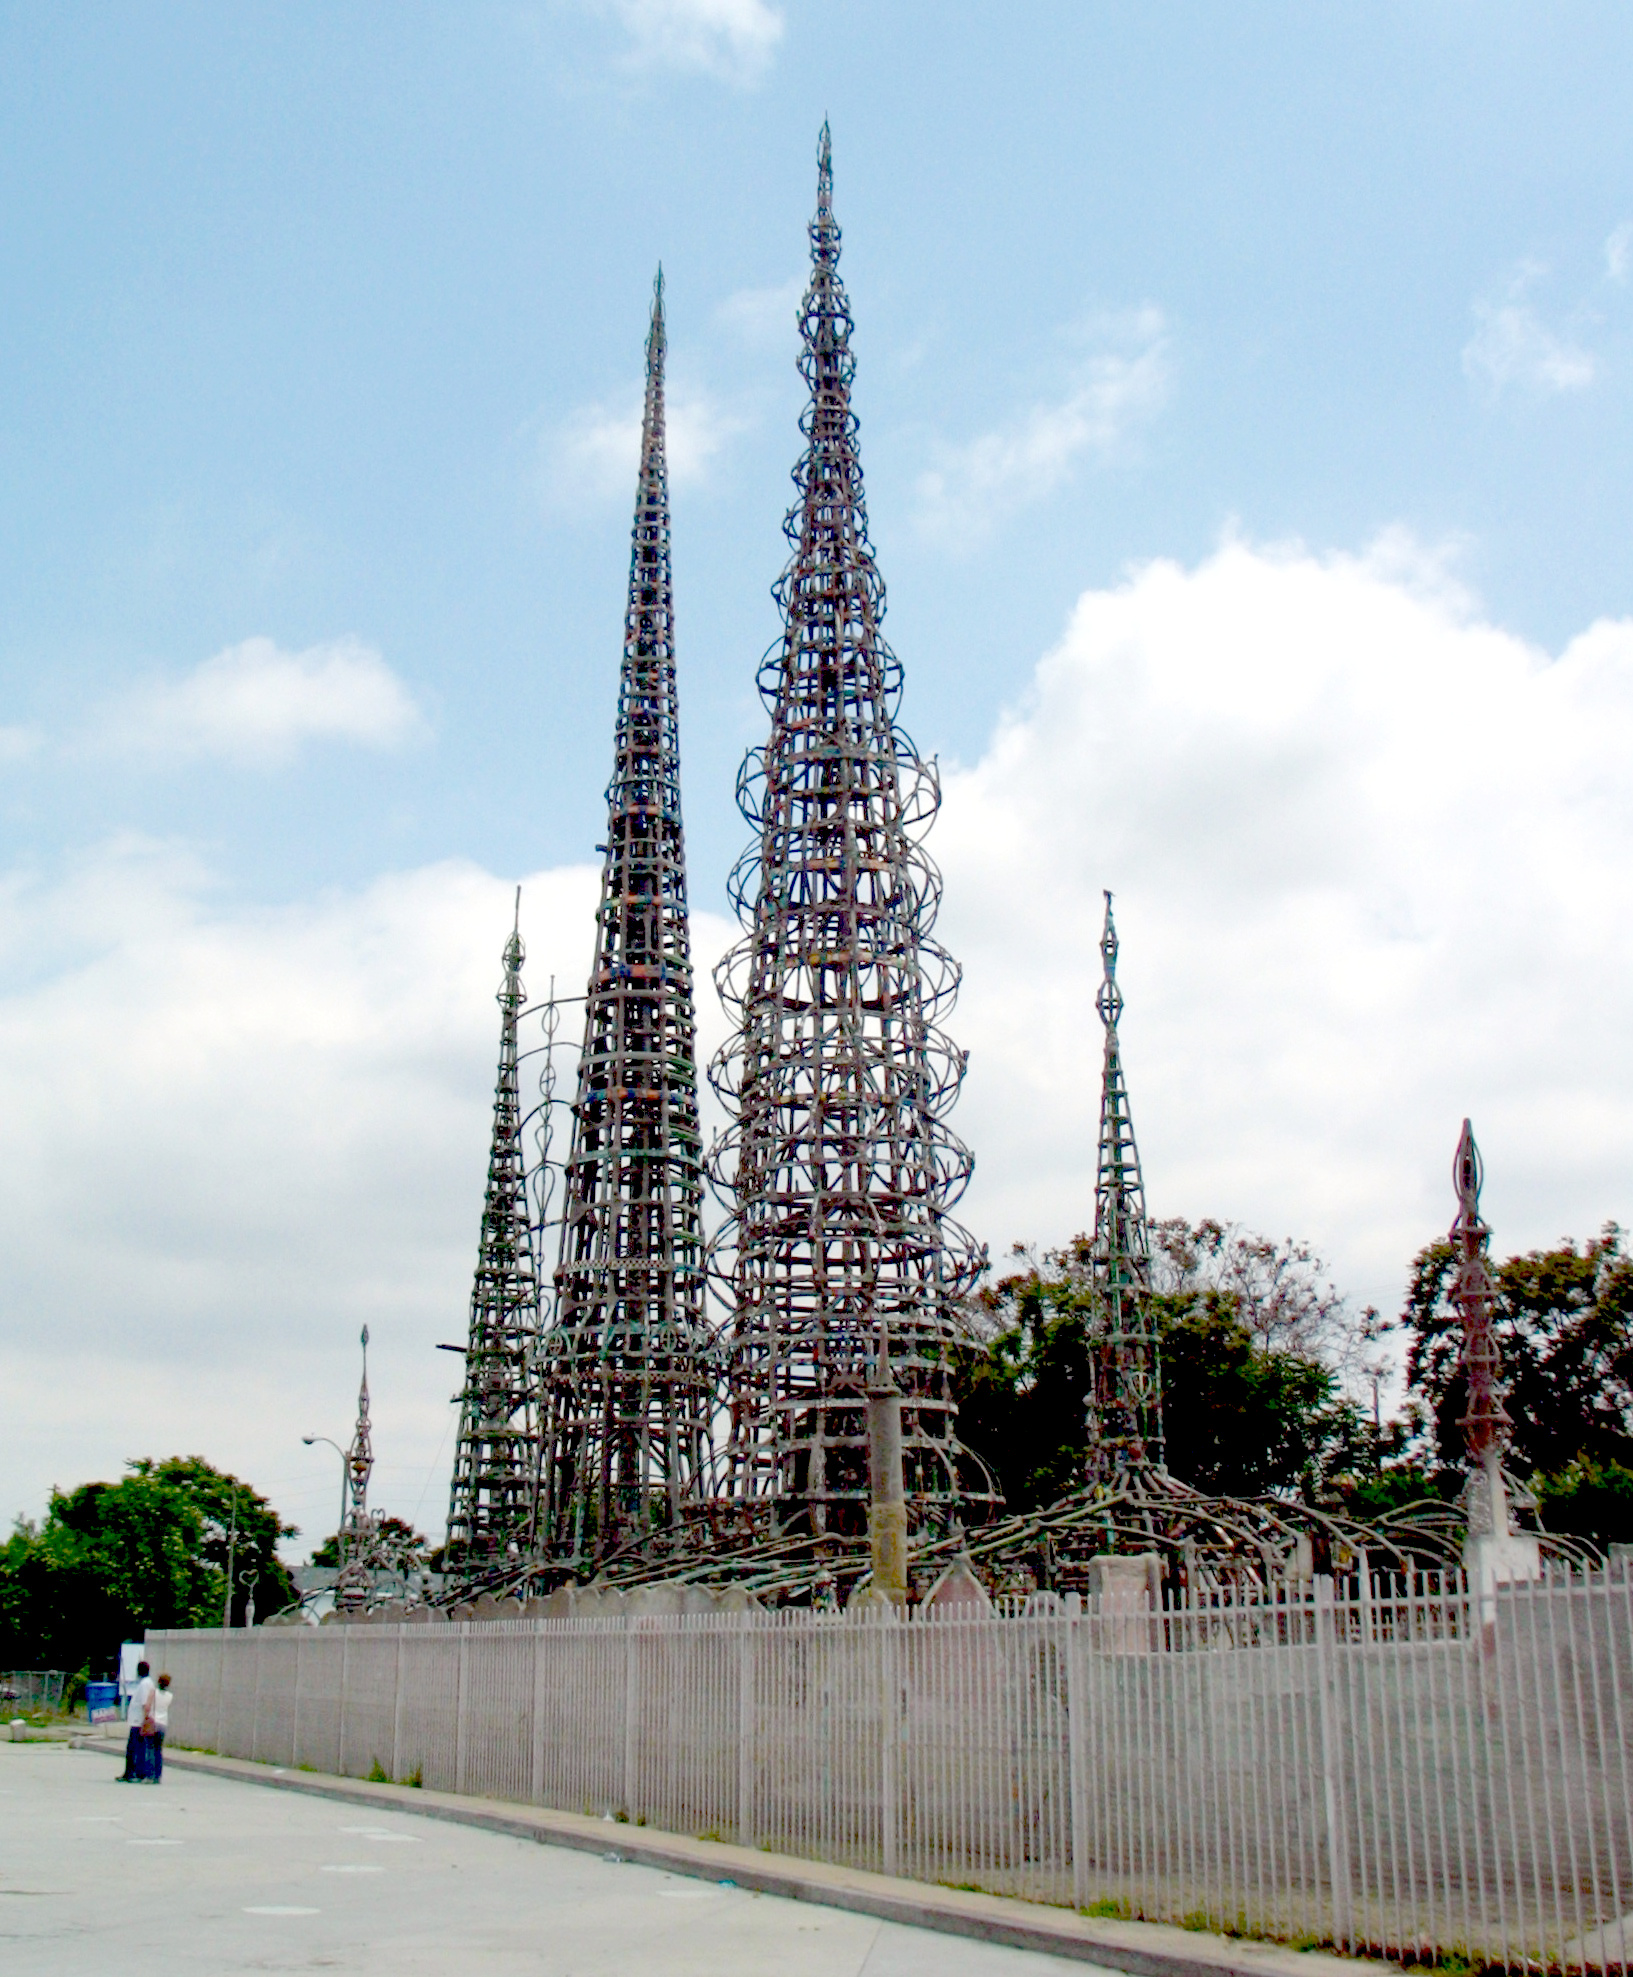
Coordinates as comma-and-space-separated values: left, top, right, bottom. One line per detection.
532, 268, 716, 1577
705, 124, 998, 1545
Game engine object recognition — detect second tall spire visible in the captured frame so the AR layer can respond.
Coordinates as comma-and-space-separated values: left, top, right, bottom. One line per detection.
535, 272, 714, 1569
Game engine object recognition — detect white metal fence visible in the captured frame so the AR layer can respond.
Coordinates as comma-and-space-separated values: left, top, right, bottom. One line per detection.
149, 1569, 1633, 1969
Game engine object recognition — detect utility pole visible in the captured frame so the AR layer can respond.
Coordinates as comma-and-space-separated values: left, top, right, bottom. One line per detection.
221, 1486, 239, 1630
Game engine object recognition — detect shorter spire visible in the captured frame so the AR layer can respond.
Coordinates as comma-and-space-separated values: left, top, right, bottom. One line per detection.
1451, 1118, 1512, 1463
1086, 891, 1163, 1482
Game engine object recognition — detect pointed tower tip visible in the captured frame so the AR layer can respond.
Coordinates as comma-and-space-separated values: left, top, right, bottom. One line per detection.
645, 263, 667, 379
817, 118, 833, 202
512, 883, 521, 934
1454, 1117, 1483, 1219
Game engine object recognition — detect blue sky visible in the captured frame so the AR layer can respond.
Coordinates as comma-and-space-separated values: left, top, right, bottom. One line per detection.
4, 4, 1632, 1544
5, 4, 1631, 901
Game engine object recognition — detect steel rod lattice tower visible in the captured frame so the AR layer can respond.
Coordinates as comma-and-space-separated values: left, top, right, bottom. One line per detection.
335, 1326, 377, 1610
443, 897, 544, 1583
711, 127, 996, 1538
1085, 893, 1166, 1480
537, 271, 713, 1567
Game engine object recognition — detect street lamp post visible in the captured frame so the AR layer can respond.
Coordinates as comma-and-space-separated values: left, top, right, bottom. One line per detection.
302, 1435, 348, 1566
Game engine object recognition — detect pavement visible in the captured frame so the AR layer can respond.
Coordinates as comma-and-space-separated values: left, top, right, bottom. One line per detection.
0, 1741, 1112, 1977
3, 1740, 1373, 1977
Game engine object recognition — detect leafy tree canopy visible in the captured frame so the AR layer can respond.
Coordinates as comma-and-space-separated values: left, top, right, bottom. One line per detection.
0, 1457, 297, 1671
953, 1227, 1370, 1512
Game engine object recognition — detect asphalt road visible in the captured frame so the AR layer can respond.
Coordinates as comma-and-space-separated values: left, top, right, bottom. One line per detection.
0, 1741, 1103, 1976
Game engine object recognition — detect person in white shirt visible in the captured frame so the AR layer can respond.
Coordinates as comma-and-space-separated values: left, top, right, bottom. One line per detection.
150, 1674, 172, 1784
119, 1661, 155, 1783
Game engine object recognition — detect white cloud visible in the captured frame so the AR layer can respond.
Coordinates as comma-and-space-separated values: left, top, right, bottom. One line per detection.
604, 0, 782, 83
715, 275, 803, 347
915, 308, 1170, 545
936, 535, 1633, 1336
1463, 265, 1596, 396
1607, 222, 1633, 286
544, 385, 747, 510
0, 840, 732, 1537
9, 538, 1633, 1534
90, 637, 428, 767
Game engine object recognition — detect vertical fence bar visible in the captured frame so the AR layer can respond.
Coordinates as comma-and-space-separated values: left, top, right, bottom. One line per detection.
336, 1629, 351, 1776
454, 1625, 469, 1795
622, 1614, 637, 1821
736, 1612, 755, 1847
1065, 1597, 1088, 1908
1315, 1577, 1353, 1951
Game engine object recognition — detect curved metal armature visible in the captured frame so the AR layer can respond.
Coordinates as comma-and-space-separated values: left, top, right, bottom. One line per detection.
707, 124, 997, 1540
442, 896, 544, 1592
534, 270, 716, 1572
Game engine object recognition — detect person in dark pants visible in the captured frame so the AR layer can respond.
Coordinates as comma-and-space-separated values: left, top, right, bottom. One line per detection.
149, 1673, 172, 1782
118, 1660, 155, 1782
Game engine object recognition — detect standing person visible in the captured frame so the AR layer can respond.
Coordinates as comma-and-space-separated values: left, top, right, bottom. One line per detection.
119, 1660, 155, 1782
149, 1674, 172, 1783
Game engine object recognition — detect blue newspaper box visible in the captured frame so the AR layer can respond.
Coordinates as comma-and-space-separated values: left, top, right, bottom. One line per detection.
85, 1681, 120, 1725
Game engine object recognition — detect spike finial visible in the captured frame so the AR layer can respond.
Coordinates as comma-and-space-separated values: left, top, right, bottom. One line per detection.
646, 264, 666, 376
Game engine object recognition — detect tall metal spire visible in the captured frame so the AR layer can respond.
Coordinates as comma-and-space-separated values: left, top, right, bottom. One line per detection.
335, 1326, 377, 1609
1449, 1119, 1516, 1539
443, 893, 543, 1586
536, 268, 713, 1569
1085, 893, 1165, 1480
711, 127, 997, 1539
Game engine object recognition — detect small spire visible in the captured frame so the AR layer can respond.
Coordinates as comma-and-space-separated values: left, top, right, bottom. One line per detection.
1450, 1118, 1513, 1469
1096, 891, 1123, 1031
817, 119, 833, 210
1087, 888, 1162, 1481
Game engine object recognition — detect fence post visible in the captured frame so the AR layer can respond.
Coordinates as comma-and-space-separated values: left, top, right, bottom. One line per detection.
880, 1611, 900, 1879
338, 1629, 351, 1776
292, 1628, 304, 1768
530, 1621, 548, 1805
622, 1614, 638, 1821
390, 1626, 405, 1785
249, 1630, 263, 1762
1064, 1594, 1089, 1908
455, 1625, 469, 1795
215, 1626, 229, 1754
1314, 1576, 1354, 1950
736, 1611, 755, 1847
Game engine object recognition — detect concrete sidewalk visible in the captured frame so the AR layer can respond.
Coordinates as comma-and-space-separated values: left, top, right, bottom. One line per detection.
68, 1737, 1371, 1977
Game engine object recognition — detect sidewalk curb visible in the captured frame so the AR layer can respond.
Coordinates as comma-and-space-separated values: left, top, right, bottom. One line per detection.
69, 1740, 1375, 1977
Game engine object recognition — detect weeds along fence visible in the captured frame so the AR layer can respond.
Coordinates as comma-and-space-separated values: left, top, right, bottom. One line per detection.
149, 1569, 1633, 1969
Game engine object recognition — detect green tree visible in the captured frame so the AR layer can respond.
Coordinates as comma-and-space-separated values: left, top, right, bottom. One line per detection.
953, 1231, 1358, 1509
0, 1458, 297, 1669
126, 1457, 297, 1624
